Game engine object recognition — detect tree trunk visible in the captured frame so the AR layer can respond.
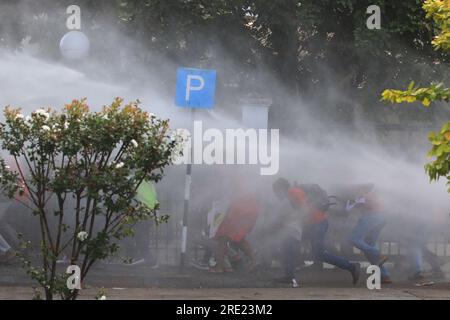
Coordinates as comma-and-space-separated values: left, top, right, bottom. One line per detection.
45, 288, 53, 300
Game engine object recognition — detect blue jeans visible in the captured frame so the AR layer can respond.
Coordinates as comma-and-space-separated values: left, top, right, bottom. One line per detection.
304, 220, 354, 271
409, 225, 441, 274
350, 214, 389, 277
410, 244, 424, 274
280, 235, 301, 279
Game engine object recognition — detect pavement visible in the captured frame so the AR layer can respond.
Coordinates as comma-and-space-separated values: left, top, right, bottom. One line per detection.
1, 286, 450, 300
1, 262, 449, 299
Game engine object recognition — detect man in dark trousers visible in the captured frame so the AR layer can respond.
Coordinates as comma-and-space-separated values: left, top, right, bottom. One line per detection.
272, 178, 360, 286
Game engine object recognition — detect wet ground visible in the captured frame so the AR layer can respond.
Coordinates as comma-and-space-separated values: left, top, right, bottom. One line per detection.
1, 286, 450, 300
0, 262, 449, 299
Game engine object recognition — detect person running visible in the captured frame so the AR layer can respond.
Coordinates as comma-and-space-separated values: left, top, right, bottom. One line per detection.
345, 183, 392, 284
406, 209, 447, 282
210, 185, 260, 273
272, 178, 360, 286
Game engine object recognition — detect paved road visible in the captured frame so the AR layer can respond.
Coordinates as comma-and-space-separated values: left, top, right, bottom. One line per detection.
1, 263, 449, 299
1, 286, 450, 300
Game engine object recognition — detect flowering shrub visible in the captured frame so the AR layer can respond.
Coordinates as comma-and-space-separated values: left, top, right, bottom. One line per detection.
0, 98, 182, 299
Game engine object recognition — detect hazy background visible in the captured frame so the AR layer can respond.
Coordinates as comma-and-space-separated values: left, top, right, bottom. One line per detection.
0, 0, 449, 265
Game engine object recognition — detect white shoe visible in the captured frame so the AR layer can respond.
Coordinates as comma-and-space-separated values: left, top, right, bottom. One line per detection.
127, 258, 145, 266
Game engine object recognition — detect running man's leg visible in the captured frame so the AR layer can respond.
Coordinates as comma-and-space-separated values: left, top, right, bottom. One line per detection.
280, 236, 300, 279
409, 240, 424, 275
309, 220, 354, 271
364, 215, 386, 246
364, 215, 390, 277
214, 236, 228, 271
236, 238, 256, 271
351, 215, 382, 258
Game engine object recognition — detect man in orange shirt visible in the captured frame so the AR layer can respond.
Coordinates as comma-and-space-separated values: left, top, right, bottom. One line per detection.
211, 191, 260, 273
273, 178, 359, 285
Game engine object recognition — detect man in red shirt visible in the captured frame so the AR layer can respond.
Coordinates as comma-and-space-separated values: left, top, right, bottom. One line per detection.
211, 191, 260, 273
273, 178, 359, 285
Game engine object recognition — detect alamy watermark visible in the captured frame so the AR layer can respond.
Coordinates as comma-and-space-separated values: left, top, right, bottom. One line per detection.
173, 121, 280, 176
66, 265, 81, 290
366, 5, 381, 30
366, 265, 381, 290
66, 5, 81, 30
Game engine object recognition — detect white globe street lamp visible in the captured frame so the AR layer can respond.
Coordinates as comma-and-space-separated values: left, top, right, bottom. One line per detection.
59, 30, 90, 60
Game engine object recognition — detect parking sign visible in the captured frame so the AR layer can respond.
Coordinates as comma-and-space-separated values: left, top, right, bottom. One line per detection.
175, 67, 216, 109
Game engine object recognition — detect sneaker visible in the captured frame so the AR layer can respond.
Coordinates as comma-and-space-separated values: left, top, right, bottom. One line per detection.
350, 263, 360, 285
126, 258, 145, 266
190, 260, 209, 271
414, 281, 435, 287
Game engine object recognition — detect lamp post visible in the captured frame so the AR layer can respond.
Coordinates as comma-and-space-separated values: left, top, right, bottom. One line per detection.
241, 95, 272, 129
59, 30, 90, 61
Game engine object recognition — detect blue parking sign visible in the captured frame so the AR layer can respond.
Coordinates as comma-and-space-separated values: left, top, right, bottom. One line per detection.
175, 67, 216, 109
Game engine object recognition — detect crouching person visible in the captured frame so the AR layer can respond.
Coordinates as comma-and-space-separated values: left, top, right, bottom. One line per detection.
210, 187, 260, 273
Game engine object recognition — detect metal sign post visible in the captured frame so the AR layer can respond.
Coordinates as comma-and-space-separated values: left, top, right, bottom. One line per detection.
179, 108, 194, 273
175, 67, 216, 273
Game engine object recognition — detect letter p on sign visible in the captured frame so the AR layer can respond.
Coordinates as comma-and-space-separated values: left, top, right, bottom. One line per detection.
175, 67, 216, 109
186, 75, 205, 101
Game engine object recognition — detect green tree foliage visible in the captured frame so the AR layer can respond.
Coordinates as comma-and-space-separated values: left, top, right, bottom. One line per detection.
0, 98, 182, 299
1, 1, 447, 126
382, 0, 450, 192
112, 0, 448, 126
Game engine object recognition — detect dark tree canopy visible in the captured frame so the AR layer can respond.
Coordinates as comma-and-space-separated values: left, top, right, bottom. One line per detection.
1, 0, 448, 131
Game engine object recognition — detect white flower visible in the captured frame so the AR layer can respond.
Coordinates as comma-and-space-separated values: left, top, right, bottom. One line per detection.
172, 128, 190, 143
64, 122, 69, 130
77, 231, 88, 242
42, 125, 51, 131
5, 166, 10, 170
102, 114, 109, 120
14, 113, 24, 120
130, 139, 138, 148
149, 113, 156, 118
25, 115, 32, 124
99, 295, 107, 300
35, 109, 50, 120
115, 162, 125, 169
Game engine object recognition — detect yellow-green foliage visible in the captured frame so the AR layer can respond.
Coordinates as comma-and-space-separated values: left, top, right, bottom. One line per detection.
424, 0, 450, 50
381, 0, 450, 191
